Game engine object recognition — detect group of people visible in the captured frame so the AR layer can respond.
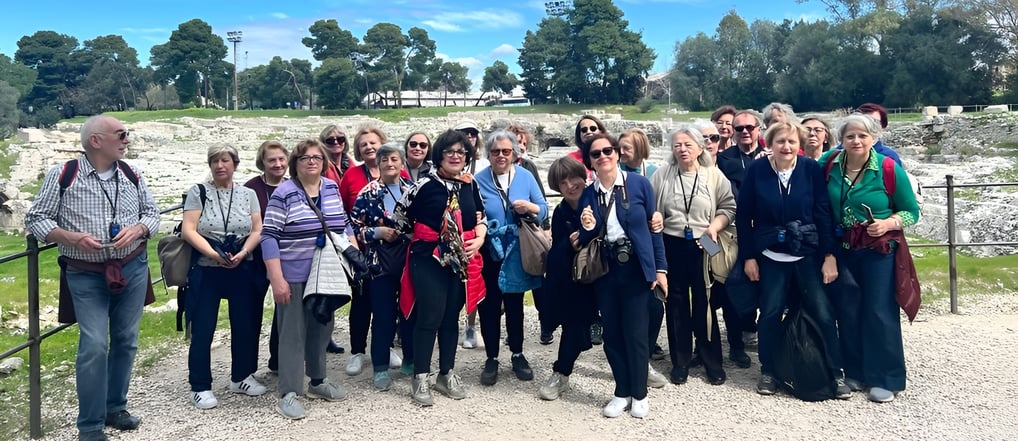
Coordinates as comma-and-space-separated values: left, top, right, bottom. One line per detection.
27, 102, 921, 439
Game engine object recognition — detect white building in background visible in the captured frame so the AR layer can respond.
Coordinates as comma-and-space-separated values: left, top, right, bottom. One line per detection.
361, 89, 530, 108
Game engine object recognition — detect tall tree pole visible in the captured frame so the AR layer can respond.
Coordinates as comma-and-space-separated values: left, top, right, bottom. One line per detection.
227, 31, 242, 111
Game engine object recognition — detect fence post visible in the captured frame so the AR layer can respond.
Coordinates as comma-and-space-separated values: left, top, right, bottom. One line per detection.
26, 236, 42, 439
945, 175, 958, 314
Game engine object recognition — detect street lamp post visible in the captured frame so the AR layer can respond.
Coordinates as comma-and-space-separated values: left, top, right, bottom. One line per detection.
227, 31, 243, 111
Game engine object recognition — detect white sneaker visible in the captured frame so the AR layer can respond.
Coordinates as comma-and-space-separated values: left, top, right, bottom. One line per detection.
631, 397, 649, 418
191, 390, 218, 410
462, 326, 477, 349
346, 353, 365, 376
228, 375, 268, 396
602, 396, 631, 418
389, 348, 402, 369
647, 364, 667, 388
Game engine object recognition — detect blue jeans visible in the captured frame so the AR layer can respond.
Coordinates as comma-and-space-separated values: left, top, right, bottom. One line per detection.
836, 247, 906, 391
67, 253, 148, 432
186, 263, 263, 391
756, 255, 842, 378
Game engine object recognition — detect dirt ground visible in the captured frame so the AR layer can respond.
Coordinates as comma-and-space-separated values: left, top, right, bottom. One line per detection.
33, 293, 1018, 441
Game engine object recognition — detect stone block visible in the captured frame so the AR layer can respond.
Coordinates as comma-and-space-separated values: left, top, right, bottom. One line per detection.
947, 106, 963, 115
985, 105, 1008, 114
923, 106, 939, 117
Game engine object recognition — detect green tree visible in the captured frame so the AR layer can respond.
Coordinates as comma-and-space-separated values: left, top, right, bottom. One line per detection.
430, 61, 471, 106
0, 81, 20, 138
14, 31, 82, 113
302, 19, 359, 61
0, 54, 37, 98
360, 23, 436, 107
150, 19, 229, 107
68, 35, 147, 113
314, 57, 361, 109
670, 33, 720, 110
518, 17, 571, 104
481, 61, 519, 99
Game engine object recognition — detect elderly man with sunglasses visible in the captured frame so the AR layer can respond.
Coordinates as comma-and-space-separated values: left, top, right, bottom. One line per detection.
26, 115, 159, 441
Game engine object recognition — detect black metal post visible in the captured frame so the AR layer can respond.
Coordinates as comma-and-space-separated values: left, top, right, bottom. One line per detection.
26, 236, 42, 439
945, 175, 958, 314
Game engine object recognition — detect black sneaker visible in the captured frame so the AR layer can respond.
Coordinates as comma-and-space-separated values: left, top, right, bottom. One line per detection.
757, 374, 778, 395
480, 358, 499, 386
104, 410, 141, 431
590, 323, 603, 346
707, 372, 727, 386
511, 353, 534, 381
729, 349, 752, 369
540, 330, 554, 345
651, 345, 666, 361
670, 366, 688, 385
326, 340, 345, 354
835, 378, 853, 399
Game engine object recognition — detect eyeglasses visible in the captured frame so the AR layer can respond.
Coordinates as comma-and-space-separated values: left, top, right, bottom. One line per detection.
579, 126, 599, 134
298, 155, 324, 163
490, 148, 514, 157
805, 127, 827, 134
458, 129, 478, 137
588, 147, 616, 159
704, 134, 721, 143
407, 141, 429, 149
98, 130, 130, 141
443, 149, 467, 157
734, 125, 757, 133
324, 136, 346, 145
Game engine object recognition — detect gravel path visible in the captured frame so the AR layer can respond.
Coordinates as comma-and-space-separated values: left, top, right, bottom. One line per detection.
35, 293, 1018, 441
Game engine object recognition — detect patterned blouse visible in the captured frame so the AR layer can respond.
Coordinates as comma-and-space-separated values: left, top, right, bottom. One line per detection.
350, 177, 414, 263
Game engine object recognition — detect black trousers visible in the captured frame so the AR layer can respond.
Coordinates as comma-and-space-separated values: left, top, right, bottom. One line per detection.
348, 283, 370, 355
548, 276, 596, 376
478, 251, 525, 360
595, 257, 650, 400
663, 235, 724, 379
409, 251, 465, 375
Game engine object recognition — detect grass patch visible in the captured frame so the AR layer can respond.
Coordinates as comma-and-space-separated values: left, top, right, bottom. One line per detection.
0, 141, 17, 179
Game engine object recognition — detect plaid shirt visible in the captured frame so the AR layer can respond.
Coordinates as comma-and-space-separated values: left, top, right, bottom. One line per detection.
25, 155, 160, 262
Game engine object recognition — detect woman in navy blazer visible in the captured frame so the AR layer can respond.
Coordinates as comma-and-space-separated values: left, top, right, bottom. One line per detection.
577, 133, 667, 419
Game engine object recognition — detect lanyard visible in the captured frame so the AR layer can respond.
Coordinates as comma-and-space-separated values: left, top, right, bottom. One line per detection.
839, 151, 870, 218
379, 180, 403, 215
678, 170, 699, 219
216, 186, 235, 233
95, 170, 120, 222
492, 169, 513, 218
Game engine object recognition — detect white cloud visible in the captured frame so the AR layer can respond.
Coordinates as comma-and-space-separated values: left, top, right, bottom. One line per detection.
488, 44, 518, 58
423, 10, 524, 33
422, 20, 462, 32
271, 12, 289, 19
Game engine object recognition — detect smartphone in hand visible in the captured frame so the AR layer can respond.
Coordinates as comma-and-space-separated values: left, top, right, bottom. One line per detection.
653, 284, 666, 303
861, 203, 876, 225
699, 234, 721, 256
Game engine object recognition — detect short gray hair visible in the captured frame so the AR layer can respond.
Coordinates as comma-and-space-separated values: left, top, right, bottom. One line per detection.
80, 115, 115, 148
666, 125, 706, 166
837, 114, 882, 142
484, 129, 520, 159
207, 143, 240, 166
761, 102, 796, 127
376, 141, 406, 164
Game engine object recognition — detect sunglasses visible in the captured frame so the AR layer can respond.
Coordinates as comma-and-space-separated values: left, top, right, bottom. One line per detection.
100, 130, 130, 141
734, 125, 757, 133
458, 129, 479, 137
704, 134, 721, 143
298, 155, 324, 163
490, 148, 514, 157
324, 136, 346, 145
579, 126, 599, 134
443, 149, 467, 157
588, 147, 616, 159
407, 140, 429, 149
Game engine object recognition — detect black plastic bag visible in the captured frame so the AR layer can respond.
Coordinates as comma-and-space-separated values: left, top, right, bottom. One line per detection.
772, 307, 836, 402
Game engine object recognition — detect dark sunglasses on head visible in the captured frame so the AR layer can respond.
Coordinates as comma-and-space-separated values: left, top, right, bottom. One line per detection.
325, 136, 346, 145
704, 134, 721, 143
579, 126, 599, 134
407, 140, 429, 149
588, 147, 616, 159
734, 125, 757, 133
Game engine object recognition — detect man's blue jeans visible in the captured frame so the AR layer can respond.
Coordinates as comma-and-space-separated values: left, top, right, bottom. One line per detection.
66, 253, 148, 432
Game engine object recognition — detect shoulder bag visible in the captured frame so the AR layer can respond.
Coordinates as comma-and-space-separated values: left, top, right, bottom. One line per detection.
158, 183, 207, 288
518, 217, 551, 276
706, 167, 738, 283
572, 190, 612, 284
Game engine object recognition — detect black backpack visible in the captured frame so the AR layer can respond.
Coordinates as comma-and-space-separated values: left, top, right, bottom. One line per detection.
771, 307, 837, 402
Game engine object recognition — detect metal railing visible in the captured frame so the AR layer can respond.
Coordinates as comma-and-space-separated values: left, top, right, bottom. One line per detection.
0, 201, 183, 439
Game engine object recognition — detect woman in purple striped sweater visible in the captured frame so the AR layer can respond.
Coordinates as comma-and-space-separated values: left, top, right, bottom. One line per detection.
261, 139, 358, 420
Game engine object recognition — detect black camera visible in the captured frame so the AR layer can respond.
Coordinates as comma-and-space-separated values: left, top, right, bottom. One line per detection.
613, 241, 632, 264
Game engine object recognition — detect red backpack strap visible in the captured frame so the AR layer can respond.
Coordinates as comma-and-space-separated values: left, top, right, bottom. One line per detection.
57, 159, 80, 198
881, 156, 896, 196
823, 149, 841, 182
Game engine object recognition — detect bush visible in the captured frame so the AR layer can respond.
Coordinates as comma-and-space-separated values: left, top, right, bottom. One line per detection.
636, 97, 655, 114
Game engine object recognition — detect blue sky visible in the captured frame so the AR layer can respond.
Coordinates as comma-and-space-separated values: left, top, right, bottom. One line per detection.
1, 0, 829, 90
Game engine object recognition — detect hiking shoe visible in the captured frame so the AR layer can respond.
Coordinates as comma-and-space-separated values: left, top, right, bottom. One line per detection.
590, 323, 603, 345
730, 349, 752, 369
867, 387, 895, 403
326, 340, 345, 354
835, 378, 853, 400
400, 360, 414, 376
757, 374, 778, 395
190, 390, 218, 410
647, 364, 667, 388
307, 378, 347, 401
538, 372, 570, 401
845, 377, 864, 391
434, 371, 467, 400
630, 397, 649, 418
651, 345, 666, 361
104, 410, 140, 430
462, 326, 478, 349
276, 392, 305, 419
373, 371, 394, 391
511, 353, 534, 381
345, 353, 365, 376
480, 358, 499, 386
389, 348, 402, 369
602, 396, 631, 418
229, 375, 268, 396
411, 373, 433, 406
